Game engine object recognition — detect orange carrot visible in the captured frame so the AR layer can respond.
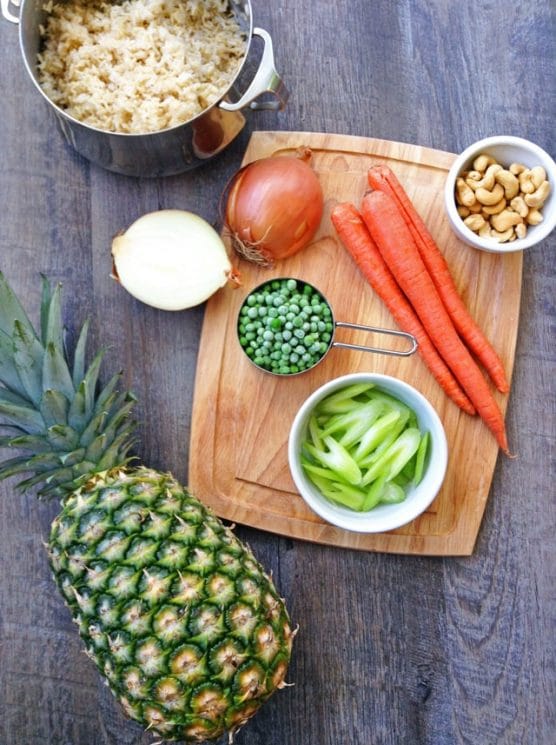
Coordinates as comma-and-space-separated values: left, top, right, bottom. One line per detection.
331, 202, 476, 416
360, 190, 509, 453
368, 164, 510, 394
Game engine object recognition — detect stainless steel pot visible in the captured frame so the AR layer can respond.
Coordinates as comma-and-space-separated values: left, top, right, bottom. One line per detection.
2, 0, 288, 177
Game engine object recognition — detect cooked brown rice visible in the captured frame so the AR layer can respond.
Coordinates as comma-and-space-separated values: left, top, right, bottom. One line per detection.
37, 0, 247, 134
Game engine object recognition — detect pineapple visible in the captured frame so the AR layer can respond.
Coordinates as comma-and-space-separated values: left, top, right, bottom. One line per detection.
0, 272, 294, 742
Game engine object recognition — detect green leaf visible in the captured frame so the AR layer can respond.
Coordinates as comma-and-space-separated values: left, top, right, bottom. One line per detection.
43, 281, 64, 351
0, 272, 39, 341
46, 424, 80, 451
0, 329, 28, 398
40, 389, 69, 427
0, 400, 45, 435
0, 455, 31, 479
13, 321, 44, 406
94, 372, 124, 413
59, 447, 86, 467
42, 342, 75, 401
97, 425, 136, 470
0, 452, 61, 480
82, 349, 106, 417
67, 381, 87, 432
40, 275, 53, 346
0, 433, 52, 453
0, 386, 32, 408
72, 320, 90, 388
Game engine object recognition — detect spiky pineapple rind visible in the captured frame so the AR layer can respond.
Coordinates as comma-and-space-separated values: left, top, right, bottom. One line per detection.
48, 467, 293, 742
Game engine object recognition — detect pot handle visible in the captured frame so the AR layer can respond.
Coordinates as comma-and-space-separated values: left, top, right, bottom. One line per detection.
220, 27, 289, 112
1, 0, 19, 23
332, 322, 418, 357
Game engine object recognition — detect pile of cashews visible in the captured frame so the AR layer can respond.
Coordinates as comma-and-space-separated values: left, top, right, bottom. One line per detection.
455, 153, 551, 243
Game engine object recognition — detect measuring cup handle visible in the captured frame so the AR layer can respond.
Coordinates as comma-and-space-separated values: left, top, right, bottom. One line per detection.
1, 0, 20, 23
332, 321, 418, 357
220, 28, 289, 112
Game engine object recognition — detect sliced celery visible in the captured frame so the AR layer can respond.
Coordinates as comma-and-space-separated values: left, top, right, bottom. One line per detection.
360, 473, 387, 511
361, 428, 422, 486
353, 410, 401, 462
316, 383, 374, 414
413, 431, 430, 486
299, 383, 431, 514
379, 482, 406, 504
304, 436, 361, 485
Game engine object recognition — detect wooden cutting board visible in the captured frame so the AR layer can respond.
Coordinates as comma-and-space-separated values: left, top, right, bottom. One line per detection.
188, 131, 522, 556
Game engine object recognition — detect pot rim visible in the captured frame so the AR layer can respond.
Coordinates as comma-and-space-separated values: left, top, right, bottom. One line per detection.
17, 0, 258, 138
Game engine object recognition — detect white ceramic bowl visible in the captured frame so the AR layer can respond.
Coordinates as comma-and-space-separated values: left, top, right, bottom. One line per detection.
444, 135, 556, 253
288, 373, 448, 533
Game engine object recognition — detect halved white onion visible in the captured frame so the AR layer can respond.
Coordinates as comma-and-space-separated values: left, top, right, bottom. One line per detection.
112, 210, 233, 311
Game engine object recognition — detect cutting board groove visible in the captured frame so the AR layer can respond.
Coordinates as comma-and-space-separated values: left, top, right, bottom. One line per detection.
189, 131, 522, 555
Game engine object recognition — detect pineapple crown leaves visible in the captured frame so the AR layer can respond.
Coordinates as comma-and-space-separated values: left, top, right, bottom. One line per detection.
0, 272, 138, 500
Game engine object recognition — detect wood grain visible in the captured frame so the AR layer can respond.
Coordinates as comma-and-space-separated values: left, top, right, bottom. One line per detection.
0, 0, 554, 744
189, 131, 521, 556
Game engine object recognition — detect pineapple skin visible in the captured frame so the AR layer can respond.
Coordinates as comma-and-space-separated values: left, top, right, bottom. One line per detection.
48, 466, 294, 742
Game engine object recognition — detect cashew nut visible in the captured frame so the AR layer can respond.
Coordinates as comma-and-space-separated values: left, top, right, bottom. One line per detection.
455, 177, 476, 207
490, 227, 515, 243
475, 183, 505, 205
469, 163, 502, 191
481, 197, 507, 215
524, 180, 551, 208
468, 200, 484, 213
509, 162, 527, 175
464, 170, 483, 183
529, 166, 547, 189
526, 209, 544, 226
463, 214, 487, 232
515, 223, 527, 240
490, 209, 523, 233
494, 169, 520, 199
473, 153, 496, 172
454, 152, 550, 244
510, 195, 529, 218
518, 170, 536, 194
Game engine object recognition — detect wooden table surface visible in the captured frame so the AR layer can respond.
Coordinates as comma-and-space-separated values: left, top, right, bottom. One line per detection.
0, 2, 554, 744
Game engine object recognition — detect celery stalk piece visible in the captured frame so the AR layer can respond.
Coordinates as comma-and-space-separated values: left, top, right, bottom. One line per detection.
318, 399, 384, 448
301, 458, 339, 483
316, 383, 374, 414
328, 482, 368, 510
307, 413, 323, 449
304, 437, 362, 485
365, 390, 411, 418
361, 428, 422, 486
304, 471, 366, 510
352, 410, 401, 462
320, 400, 381, 438
337, 400, 385, 449
379, 482, 406, 504
356, 410, 410, 467
361, 473, 387, 511
413, 431, 430, 485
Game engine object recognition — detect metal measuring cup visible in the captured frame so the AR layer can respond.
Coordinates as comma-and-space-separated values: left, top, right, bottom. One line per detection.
237, 278, 417, 376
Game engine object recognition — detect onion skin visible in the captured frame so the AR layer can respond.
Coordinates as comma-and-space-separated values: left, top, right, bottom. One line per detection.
225, 149, 324, 265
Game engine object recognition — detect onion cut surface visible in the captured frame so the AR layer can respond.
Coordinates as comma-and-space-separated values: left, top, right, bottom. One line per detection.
112, 209, 233, 311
